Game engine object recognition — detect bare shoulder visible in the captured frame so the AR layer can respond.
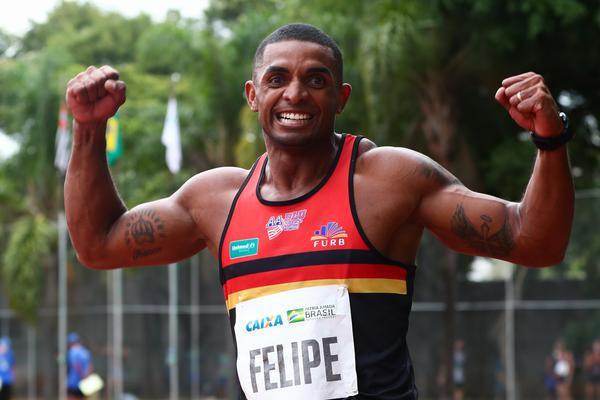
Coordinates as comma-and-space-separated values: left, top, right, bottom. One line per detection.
180, 166, 249, 192
173, 166, 250, 253
175, 166, 249, 208
356, 141, 461, 192
352, 139, 465, 262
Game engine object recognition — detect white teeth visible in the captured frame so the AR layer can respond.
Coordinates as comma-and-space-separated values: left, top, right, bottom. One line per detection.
279, 112, 311, 120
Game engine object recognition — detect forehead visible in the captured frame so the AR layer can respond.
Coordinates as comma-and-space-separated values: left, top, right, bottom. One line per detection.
258, 40, 337, 75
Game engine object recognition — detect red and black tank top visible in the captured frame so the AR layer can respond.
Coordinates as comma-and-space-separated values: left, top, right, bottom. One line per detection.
219, 134, 418, 399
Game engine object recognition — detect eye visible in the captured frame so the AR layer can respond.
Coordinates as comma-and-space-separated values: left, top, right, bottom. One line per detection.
267, 75, 284, 87
308, 75, 325, 88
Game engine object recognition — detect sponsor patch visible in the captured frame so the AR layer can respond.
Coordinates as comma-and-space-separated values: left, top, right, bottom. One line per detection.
230, 238, 259, 259
286, 308, 305, 323
266, 209, 307, 240
311, 222, 348, 248
287, 304, 336, 324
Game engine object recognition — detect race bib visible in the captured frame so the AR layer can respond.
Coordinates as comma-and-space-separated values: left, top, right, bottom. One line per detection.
235, 285, 358, 400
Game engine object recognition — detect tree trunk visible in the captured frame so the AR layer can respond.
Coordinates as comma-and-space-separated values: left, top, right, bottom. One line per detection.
417, 68, 479, 399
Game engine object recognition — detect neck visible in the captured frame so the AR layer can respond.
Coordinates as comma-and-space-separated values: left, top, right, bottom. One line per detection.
261, 133, 340, 201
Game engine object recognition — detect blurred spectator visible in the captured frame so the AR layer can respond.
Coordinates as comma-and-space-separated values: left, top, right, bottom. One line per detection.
0, 337, 14, 400
67, 332, 93, 399
545, 338, 574, 400
584, 339, 600, 400
453, 339, 466, 400
544, 354, 557, 400
493, 357, 506, 400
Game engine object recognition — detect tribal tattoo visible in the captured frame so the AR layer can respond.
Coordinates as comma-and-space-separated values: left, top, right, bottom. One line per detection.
450, 203, 515, 258
419, 160, 461, 186
124, 209, 166, 260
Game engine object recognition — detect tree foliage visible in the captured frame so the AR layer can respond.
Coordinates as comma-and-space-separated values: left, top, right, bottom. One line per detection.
1, 214, 55, 324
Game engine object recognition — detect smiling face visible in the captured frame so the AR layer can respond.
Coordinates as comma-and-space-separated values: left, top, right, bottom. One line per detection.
245, 40, 351, 148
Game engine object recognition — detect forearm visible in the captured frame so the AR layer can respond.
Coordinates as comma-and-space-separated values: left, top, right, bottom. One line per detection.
516, 146, 574, 265
65, 120, 127, 266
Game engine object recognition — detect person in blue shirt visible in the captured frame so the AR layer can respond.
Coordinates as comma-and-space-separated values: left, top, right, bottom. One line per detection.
67, 332, 93, 399
0, 336, 14, 400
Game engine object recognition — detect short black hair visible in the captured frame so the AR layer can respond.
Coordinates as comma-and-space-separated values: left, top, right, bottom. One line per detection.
253, 23, 343, 84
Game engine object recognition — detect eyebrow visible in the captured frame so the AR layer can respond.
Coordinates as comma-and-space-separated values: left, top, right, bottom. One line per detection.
263, 66, 334, 77
264, 66, 289, 75
306, 66, 333, 77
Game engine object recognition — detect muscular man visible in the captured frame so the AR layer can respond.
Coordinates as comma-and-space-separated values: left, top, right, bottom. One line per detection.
65, 23, 573, 399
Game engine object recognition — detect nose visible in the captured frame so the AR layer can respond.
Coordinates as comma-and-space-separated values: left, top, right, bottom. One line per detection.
282, 79, 307, 104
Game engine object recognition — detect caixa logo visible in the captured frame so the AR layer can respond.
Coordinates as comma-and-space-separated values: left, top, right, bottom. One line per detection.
245, 314, 284, 332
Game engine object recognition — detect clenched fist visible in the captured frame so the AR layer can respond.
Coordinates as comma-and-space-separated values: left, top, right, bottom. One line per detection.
495, 72, 563, 138
66, 65, 126, 124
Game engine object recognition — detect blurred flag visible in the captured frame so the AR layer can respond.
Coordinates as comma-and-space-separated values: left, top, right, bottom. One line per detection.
161, 97, 181, 174
106, 112, 123, 166
54, 103, 70, 174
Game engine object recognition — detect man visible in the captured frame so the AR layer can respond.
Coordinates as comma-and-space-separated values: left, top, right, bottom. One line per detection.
66, 333, 93, 399
0, 337, 14, 400
65, 23, 573, 399
584, 339, 600, 400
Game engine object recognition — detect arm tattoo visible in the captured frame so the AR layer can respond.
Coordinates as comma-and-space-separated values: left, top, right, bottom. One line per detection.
124, 209, 166, 260
419, 160, 461, 186
450, 203, 515, 258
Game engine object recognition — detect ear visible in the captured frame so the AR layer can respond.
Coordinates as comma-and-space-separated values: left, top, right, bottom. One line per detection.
245, 80, 258, 112
336, 83, 352, 114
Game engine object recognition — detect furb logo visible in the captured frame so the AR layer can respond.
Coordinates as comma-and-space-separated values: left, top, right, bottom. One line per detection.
229, 238, 259, 259
287, 308, 305, 324
310, 222, 348, 248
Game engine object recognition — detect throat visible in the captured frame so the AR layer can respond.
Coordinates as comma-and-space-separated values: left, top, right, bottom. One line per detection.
260, 134, 341, 202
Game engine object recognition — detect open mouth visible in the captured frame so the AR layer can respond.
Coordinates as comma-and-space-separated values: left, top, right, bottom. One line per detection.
276, 112, 314, 124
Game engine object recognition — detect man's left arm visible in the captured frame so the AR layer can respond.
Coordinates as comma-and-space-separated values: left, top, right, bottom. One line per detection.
419, 72, 574, 267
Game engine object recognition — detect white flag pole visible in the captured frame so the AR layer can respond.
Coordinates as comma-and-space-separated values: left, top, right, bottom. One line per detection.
57, 211, 67, 400
112, 269, 123, 399
55, 103, 70, 400
190, 254, 200, 400
163, 73, 182, 400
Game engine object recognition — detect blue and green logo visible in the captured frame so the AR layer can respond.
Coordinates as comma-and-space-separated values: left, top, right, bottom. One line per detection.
229, 238, 259, 259
287, 308, 305, 323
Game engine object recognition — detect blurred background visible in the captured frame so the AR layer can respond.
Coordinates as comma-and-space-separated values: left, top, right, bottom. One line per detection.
0, 0, 598, 399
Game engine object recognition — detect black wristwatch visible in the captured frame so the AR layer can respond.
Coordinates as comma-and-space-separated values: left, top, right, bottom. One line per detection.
530, 112, 572, 151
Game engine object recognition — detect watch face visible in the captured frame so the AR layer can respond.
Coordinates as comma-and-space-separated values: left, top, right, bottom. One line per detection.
559, 111, 569, 130
530, 111, 573, 151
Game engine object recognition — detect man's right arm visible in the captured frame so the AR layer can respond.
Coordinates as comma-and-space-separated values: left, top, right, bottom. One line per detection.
65, 119, 207, 269
65, 66, 212, 269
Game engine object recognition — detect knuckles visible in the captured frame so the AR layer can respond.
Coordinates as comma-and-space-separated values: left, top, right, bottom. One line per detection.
66, 65, 123, 99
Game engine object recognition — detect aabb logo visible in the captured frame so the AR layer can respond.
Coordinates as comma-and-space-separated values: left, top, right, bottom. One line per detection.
311, 222, 348, 248
265, 209, 307, 240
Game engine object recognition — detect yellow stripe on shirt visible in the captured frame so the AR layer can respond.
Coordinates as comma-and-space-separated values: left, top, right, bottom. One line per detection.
226, 278, 406, 310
